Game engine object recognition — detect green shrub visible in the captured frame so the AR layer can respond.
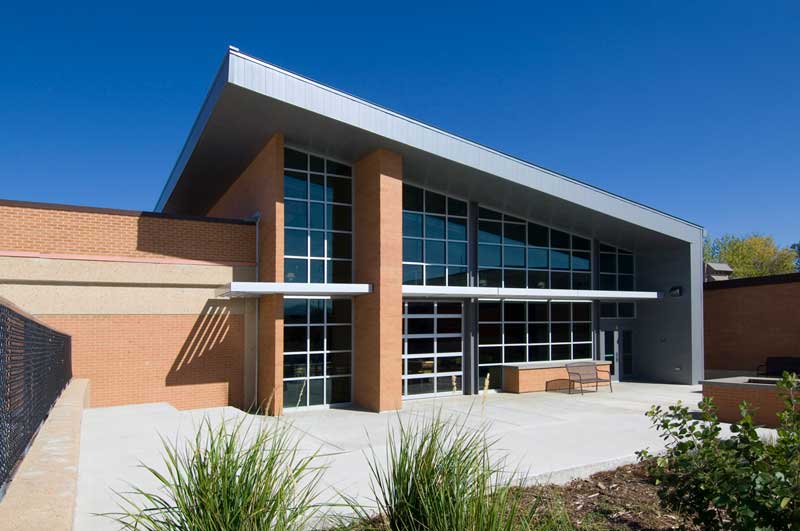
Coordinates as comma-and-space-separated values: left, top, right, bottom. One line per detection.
638, 372, 800, 530
104, 415, 324, 531
348, 411, 530, 531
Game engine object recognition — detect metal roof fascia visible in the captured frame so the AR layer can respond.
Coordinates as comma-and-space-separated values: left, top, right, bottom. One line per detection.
224, 50, 703, 241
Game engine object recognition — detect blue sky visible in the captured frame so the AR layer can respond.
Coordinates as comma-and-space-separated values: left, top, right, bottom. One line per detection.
1, 2, 798, 245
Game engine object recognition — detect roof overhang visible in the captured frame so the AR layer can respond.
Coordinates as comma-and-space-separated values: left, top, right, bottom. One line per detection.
158, 47, 704, 249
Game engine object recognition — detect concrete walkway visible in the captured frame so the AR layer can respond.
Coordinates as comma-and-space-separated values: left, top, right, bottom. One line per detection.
74, 382, 701, 530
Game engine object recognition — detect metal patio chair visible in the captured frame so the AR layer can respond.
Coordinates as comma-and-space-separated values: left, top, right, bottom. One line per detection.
566, 361, 613, 395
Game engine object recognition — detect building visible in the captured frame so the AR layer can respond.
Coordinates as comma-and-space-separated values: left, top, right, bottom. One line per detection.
705, 272, 800, 379
0, 47, 705, 415
705, 262, 733, 282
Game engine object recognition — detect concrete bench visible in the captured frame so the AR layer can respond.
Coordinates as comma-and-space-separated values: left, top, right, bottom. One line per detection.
502, 361, 612, 394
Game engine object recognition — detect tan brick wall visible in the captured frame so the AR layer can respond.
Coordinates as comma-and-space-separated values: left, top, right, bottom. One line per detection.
40, 311, 244, 409
705, 282, 800, 372
353, 149, 404, 412
0, 200, 256, 411
503, 365, 611, 393
0, 201, 255, 265
207, 133, 285, 414
702, 383, 785, 428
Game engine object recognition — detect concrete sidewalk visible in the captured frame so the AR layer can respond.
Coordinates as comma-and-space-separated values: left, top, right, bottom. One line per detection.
74, 382, 701, 530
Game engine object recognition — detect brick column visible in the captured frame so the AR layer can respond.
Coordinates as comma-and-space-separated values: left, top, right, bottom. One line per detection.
207, 133, 285, 415
353, 149, 403, 412
255, 136, 284, 415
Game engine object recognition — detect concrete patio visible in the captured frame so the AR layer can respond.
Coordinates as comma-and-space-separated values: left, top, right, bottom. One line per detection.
74, 382, 701, 530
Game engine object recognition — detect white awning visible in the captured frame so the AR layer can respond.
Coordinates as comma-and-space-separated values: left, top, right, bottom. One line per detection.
216, 282, 372, 298
401, 285, 661, 301
217, 282, 659, 301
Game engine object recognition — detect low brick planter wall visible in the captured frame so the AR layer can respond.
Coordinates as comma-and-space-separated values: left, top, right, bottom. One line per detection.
701, 377, 788, 428
503, 361, 612, 393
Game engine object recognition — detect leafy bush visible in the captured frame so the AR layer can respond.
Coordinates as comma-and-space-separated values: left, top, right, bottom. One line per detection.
638, 372, 800, 530
348, 411, 530, 531
105, 415, 324, 531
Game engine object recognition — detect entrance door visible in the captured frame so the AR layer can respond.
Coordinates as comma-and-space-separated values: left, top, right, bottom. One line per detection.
600, 329, 618, 380
402, 300, 464, 398
600, 328, 633, 380
620, 329, 633, 378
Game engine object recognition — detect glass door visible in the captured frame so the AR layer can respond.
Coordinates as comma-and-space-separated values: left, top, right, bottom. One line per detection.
600, 329, 618, 380
402, 300, 464, 398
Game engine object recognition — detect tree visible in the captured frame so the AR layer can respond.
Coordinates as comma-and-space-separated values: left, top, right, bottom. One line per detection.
792, 242, 800, 271
704, 234, 796, 279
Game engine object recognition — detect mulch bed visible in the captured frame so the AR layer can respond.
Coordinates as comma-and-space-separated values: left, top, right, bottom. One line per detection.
519, 461, 701, 530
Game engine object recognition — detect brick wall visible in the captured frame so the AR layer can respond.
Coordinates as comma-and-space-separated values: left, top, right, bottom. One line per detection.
705, 279, 800, 372
0, 199, 256, 410
702, 383, 785, 427
206, 134, 285, 414
40, 310, 245, 410
0, 200, 255, 264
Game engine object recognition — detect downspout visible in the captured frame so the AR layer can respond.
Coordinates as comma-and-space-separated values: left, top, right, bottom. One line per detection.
251, 211, 261, 410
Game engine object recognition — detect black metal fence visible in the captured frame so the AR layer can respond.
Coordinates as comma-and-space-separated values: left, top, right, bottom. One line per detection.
0, 298, 71, 490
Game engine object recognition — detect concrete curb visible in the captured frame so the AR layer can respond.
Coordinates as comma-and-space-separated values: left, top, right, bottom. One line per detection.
0, 378, 89, 531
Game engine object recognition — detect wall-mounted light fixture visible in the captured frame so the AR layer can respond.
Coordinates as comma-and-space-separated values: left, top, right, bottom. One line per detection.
669, 286, 683, 297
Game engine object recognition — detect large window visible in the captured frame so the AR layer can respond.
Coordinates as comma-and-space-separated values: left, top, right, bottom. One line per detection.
477, 301, 593, 388
598, 244, 636, 319
477, 208, 592, 289
283, 298, 352, 407
402, 301, 464, 397
284, 147, 353, 283
402, 184, 469, 286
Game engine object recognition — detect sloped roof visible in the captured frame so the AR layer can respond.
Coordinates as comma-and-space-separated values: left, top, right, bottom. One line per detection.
157, 47, 704, 244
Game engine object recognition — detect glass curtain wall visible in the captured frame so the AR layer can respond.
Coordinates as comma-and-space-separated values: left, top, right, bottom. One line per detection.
283, 298, 353, 407
283, 147, 353, 283
477, 301, 593, 389
598, 244, 636, 319
402, 184, 469, 286
282, 147, 354, 408
476, 207, 592, 289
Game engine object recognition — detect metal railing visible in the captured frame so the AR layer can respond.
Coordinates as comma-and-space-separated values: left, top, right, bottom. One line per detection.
0, 297, 71, 490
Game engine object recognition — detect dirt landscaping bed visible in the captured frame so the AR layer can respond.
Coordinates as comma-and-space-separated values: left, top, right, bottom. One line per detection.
519, 461, 700, 530
332, 462, 699, 531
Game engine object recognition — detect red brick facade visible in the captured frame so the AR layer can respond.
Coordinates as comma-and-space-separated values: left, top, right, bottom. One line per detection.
702, 383, 786, 427
705, 276, 800, 374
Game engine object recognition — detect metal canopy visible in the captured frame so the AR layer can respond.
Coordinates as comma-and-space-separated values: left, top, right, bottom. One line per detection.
401, 286, 661, 301
216, 282, 659, 301
216, 282, 372, 298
